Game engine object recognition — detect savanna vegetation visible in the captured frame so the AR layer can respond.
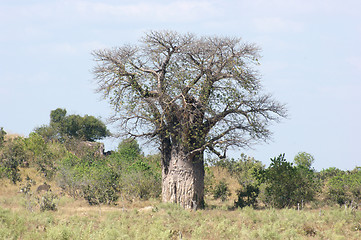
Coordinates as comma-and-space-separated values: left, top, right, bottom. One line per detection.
1, 119, 361, 239
1, 30, 360, 239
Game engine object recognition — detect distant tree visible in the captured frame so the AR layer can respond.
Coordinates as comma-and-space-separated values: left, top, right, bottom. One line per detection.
212, 178, 231, 202
35, 108, 110, 142
0, 137, 26, 183
319, 167, 344, 181
294, 152, 315, 169
327, 168, 361, 206
117, 138, 142, 161
0, 127, 6, 147
93, 30, 286, 209
50, 108, 67, 125
258, 154, 318, 208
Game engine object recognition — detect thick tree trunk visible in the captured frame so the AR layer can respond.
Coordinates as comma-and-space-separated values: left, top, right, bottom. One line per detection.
161, 146, 205, 210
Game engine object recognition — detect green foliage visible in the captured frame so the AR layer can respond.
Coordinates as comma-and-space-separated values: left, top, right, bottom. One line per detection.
212, 179, 231, 202
23, 133, 60, 179
257, 154, 318, 208
319, 167, 344, 181
35, 108, 110, 142
81, 161, 119, 205
57, 152, 120, 205
235, 184, 260, 208
327, 168, 361, 206
50, 108, 67, 124
117, 138, 141, 161
212, 154, 264, 186
204, 166, 215, 195
0, 127, 6, 147
0, 137, 26, 183
109, 151, 161, 200
57, 139, 161, 205
37, 191, 58, 212
294, 152, 315, 169
211, 154, 264, 208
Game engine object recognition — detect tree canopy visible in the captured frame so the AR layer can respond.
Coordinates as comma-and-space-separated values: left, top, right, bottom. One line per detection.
92, 30, 287, 209
93, 30, 286, 157
35, 108, 110, 142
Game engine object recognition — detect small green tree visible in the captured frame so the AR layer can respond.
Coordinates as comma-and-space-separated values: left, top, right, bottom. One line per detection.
211, 155, 264, 208
35, 108, 110, 142
257, 154, 318, 208
0, 127, 6, 147
24, 133, 62, 179
235, 184, 259, 208
0, 137, 26, 183
117, 139, 142, 161
212, 178, 231, 202
327, 168, 361, 206
294, 152, 315, 169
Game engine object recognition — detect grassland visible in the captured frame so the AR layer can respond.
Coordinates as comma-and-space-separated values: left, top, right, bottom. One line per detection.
0, 167, 361, 239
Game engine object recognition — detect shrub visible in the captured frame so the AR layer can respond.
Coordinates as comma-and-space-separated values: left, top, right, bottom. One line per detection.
0, 137, 26, 183
0, 127, 6, 147
57, 152, 119, 205
81, 161, 120, 205
24, 133, 64, 179
212, 179, 231, 202
37, 191, 58, 211
235, 184, 259, 208
204, 166, 215, 195
257, 154, 318, 208
326, 168, 361, 206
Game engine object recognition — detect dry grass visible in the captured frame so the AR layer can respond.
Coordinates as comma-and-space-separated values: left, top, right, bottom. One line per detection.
1, 167, 361, 239
211, 166, 240, 201
4, 132, 23, 141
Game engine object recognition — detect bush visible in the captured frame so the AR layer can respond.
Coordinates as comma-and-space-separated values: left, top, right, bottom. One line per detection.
0, 127, 6, 147
109, 152, 161, 200
57, 152, 119, 205
212, 179, 231, 202
24, 133, 65, 179
37, 191, 58, 211
81, 161, 120, 205
257, 154, 318, 208
0, 137, 26, 183
326, 168, 361, 206
235, 184, 259, 208
57, 140, 161, 205
210, 154, 264, 208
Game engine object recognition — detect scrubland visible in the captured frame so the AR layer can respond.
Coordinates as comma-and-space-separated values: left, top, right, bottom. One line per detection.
1, 170, 360, 240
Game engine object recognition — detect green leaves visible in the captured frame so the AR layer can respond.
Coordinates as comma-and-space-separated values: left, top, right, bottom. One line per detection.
327, 168, 361, 206
258, 154, 318, 208
36, 108, 110, 142
92, 30, 286, 159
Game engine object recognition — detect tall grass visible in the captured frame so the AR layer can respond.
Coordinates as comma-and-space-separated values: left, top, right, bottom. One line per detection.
1, 201, 361, 239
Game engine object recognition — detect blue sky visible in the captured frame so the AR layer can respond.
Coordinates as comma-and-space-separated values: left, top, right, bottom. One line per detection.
1, 0, 360, 170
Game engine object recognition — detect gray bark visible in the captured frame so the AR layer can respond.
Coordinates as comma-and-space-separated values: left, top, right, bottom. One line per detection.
162, 146, 204, 209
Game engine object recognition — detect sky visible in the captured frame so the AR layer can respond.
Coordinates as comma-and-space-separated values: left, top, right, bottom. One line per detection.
1, 0, 360, 170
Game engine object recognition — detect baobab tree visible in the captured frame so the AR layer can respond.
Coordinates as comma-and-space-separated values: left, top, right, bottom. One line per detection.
92, 30, 287, 209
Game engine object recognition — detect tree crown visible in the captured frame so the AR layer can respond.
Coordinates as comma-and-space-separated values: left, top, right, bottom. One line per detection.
93, 30, 286, 157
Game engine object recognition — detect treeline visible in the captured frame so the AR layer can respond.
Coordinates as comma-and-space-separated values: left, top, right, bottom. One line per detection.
0, 108, 360, 209
0, 108, 161, 207
207, 153, 361, 209
0, 128, 161, 205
